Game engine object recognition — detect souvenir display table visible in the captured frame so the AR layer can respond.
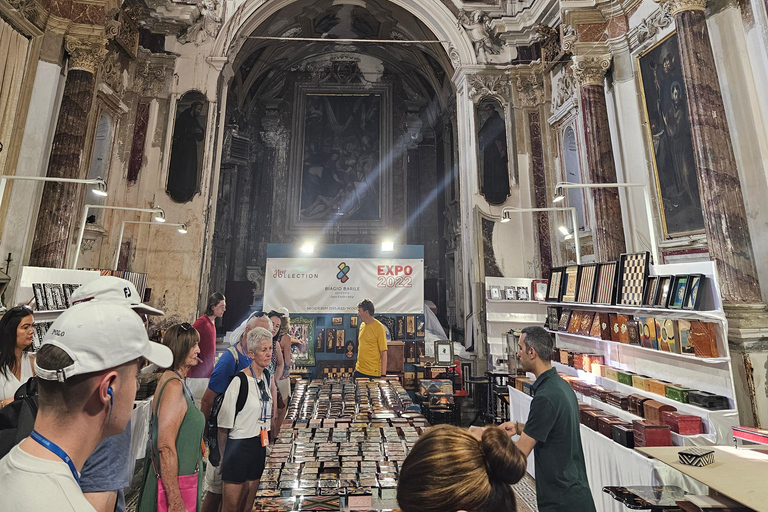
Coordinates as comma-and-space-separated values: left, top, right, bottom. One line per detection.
638, 446, 768, 511
252, 378, 428, 511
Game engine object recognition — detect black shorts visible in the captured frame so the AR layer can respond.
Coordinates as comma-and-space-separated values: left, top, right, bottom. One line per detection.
220, 435, 266, 483
353, 370, 379, 380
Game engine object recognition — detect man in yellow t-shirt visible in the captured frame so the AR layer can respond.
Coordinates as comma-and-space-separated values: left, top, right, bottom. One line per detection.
354, 299, 388, 379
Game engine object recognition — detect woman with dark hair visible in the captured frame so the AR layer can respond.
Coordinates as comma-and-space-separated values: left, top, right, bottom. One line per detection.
138, 323, 205, 512
397, 424, 527, 512
188, 292, 225, 379
0, 306, 35, 407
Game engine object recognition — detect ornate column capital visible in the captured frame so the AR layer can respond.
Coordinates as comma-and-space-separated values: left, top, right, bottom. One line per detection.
466, 73, 511, 104
64, 36, 108, 74
653, 0, 707, 15
571, 54, 612, 87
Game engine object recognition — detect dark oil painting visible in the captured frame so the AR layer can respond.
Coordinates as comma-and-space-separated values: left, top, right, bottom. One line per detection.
167, 90, 208, 203
476, 98, 510, 205
638, 33, 705, 236
299, 93, 381, 221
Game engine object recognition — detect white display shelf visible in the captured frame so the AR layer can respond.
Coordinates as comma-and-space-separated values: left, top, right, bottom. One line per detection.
544, 301, 722, 320
545, 329, 731, 365
551, 361, 738, 443
487, 299, 542, 304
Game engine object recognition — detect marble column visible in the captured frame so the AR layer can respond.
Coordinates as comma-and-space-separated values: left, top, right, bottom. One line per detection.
572, 55, 627, 262
29, 36, 107, 268
527, 111, 553, 278
657, 0, 762, 303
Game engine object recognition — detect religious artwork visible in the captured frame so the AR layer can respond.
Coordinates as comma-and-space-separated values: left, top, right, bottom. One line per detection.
167, 91, 207, 203
299, 93, 382, 220
476, 99, 510, 205
288, 316, 315, 366
638, 33, 705, 236
350, 316, 358, 328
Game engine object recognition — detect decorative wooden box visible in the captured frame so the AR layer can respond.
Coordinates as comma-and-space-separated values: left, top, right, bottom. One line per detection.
598, 417, 630, 439
661, 410, 703, 435
631, 375, 650, 391
604, 368, 619, 382
582, 410, 612, 431
629, 394, 651, 417
688, 390, 729, 410
678, 448, 715, 467
633, 420, 672, 447
617, 370, 636, 386
647, 379, 671, 397
591, 363, 607, 377
605, 392, 630, 411
612, 423, 635, 448
690, 321, 718, 358
582, 354, 604, 372
642, 400, 677, 422
665, 384, 693, 404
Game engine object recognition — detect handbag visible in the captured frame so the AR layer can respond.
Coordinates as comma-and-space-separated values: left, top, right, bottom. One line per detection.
149, 379, 199, 512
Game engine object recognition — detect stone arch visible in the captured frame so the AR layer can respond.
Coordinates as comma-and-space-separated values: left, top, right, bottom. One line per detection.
211, 0, 476, 72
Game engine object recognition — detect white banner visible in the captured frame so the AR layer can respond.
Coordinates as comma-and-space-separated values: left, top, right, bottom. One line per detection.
263, 258, 424, 314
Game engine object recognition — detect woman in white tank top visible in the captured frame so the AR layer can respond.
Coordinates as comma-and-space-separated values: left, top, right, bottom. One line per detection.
0, 306, 36, 407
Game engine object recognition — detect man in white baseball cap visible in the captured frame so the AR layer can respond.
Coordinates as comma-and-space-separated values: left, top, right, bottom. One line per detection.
0, 301, 172, 512
69, 276, 165, 512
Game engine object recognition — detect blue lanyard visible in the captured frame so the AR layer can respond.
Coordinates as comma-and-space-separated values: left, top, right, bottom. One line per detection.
30, 430, 80, 486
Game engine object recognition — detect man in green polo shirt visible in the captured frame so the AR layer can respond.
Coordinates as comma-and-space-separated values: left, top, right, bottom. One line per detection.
499, 326, 596, 512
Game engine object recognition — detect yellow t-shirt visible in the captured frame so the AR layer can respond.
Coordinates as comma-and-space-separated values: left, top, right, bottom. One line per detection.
355, 319, 388, 377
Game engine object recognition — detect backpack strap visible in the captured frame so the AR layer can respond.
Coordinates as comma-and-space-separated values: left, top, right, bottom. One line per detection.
234, 373, 248, 416
227, 346, 239, 367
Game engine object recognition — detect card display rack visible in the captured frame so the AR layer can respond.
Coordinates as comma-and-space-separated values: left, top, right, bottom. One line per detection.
540, 261, 739, 445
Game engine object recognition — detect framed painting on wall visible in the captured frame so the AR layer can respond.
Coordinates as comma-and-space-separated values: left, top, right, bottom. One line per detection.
289, 316, 316, 366
637, 32, 705, 237
287, 83, 393, 234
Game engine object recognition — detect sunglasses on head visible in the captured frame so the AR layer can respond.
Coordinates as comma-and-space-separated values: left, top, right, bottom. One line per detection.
267, 310, 284, 318
179, 322, 193, 331
250, 311, 268, 319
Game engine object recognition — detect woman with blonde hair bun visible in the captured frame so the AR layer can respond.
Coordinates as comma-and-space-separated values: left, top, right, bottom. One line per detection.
397, 424, 527, 512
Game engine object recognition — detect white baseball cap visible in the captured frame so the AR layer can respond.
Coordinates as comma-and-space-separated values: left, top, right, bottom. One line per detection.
35, 301, 173, 382
70, 276, 163, 316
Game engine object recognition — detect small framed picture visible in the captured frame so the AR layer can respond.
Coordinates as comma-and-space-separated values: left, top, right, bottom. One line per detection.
669, 275, 689, 309
655, 276, 673, 308
683, 274, 704, 310
350, 316, 358, 328
435, 340, 454, 365
326, 328, 336, 351
593, 262, 620, 305
332, 317, 343, 326
643, 276, 660, 306
406, 316, 416, 339
415, 315, 425, 338
489, 285, 502, 301
32, 283, 47, 311
315, 329, 325, 353
504, 286, 518, 300
396, 316, 406, 339
532, 279, 548, 301
561, 266, 581, 303
335, 330, 345, 353
575, 264, 598, 304
517, 286, 530, 301
546, 268, 564, 302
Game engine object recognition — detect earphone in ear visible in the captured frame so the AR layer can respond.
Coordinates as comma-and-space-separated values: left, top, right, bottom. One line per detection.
107, 387, 114, 406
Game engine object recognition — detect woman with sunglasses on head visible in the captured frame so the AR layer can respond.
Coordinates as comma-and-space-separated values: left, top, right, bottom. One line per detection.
218, 326, 273, 512
0, 306, 35, 408
138, 323, 205, 512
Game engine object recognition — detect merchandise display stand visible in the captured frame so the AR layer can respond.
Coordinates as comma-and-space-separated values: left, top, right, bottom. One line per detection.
544, 261, 738, 445
485, 277, 547, 370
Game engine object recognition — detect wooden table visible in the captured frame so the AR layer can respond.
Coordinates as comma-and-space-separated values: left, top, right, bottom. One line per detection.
637, 446, 768, 511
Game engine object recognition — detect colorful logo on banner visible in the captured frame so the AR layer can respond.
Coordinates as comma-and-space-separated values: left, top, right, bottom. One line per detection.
336, 262, 350, 283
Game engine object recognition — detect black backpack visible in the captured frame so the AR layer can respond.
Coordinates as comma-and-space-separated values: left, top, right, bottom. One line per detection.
205, 350, 270, 467
0, 377, 38, 458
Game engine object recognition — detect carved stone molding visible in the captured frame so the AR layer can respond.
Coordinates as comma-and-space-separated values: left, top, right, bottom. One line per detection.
99, 51, 124, 95
550, 66, 577, 115
467, 73, 511, 104
561, 25, 577, 53
448, 43, 461, 69
246, 266, 265, 298
178, 0, 222, 46
571, 54, 612, 87
64, 36, 108, 74
636, 3, 674, 45
515, 73, 545, 108
134, 54, 172, 97
403, 112, 424, 150
653, 0, 707, 15
9, 0, 39, 25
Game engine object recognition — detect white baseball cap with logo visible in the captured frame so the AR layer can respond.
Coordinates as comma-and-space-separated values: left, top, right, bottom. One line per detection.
35, 301, 173, 382
70, 275, 163, 316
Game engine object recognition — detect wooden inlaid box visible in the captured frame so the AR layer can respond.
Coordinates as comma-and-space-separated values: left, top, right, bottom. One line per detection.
629, 394, 652, 417
573, 353, 584, 370
688, 390, 729, 410
647, 379, 671, 397
559, 349, 570, 366
582, 354, 605, 372
631, 375, 651, 391
609, 314, 620, 342
612, 423, 635, 448
642, 399, 677, 422
598, 416, 630, 439
617, 370, 636, 386
665, 385, 693, 404
591, 363, 607, 377
690, 321, 718, 358
582, 410, 612, 431
617, 315, 630, 344
590, 312, 612, 341
604, 367, 619, 382
606, 392, 630, 411
660, 411, 703, 435
633, 420, 672, 447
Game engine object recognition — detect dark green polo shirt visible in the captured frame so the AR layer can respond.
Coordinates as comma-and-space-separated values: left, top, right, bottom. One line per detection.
524, 367, 596, 512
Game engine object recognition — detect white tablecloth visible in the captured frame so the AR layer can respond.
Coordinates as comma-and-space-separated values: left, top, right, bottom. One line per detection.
507, 387, 707, 512
130, 398, 153, 461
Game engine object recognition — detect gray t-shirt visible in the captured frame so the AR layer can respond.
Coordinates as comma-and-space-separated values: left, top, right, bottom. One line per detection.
80, 421, 132, 512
